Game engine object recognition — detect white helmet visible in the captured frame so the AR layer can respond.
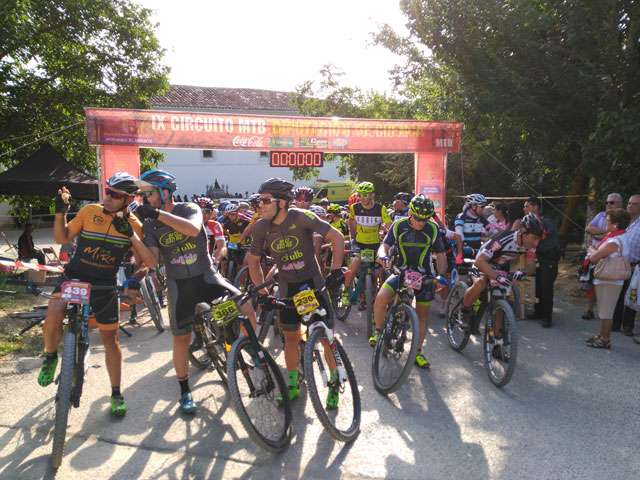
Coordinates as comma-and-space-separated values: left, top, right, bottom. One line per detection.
309, 205, 326, 217
465, 193, 487, 206
223, 203, 239, 214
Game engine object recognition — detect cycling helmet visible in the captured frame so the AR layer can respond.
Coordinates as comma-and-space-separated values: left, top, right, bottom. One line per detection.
136, 169, 177, 206
318, 197, 329, 206
356, 182, 375, 195
309, 205, 326, 217
394, 192, 411, 203
238, 201, 250, 210
465, 193, 487, 206
248, 193, 260, 206
327, 204, 342, 215
521, 213, 548, 239
223, 203, 239, 214
293, 186, 314, 202
217, 201, 229, 216
258, 177, 294, 201
409, 194, 435, 219
194, 196, 215, 210
106, 172, 138, 195
348, 192, 360, 206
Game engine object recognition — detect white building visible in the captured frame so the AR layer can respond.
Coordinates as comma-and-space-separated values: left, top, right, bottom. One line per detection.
149, 85, 347, 198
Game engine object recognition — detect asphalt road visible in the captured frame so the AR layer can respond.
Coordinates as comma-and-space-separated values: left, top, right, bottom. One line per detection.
1, 229, 639, 479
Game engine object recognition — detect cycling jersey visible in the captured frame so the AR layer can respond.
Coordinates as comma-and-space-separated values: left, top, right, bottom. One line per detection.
454, 208, 489, 249
391, 207, 409, 221
249, 212, 261, 226
330, 218, 349, 239
250, 207, 330, 296
350, 202, 392, 244
223, 213, 251, 244
206, 219, 224, 254
65, 204, 143, 280
383, 218, 445, 272
477, 230, 536, 268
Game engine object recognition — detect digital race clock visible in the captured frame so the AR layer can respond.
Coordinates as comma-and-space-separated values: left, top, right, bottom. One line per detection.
270, 151, 324, 168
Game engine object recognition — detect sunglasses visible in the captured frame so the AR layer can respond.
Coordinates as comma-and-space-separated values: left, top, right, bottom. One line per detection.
201, 208, 212, 214
259, 197, 277, 205
359, 193, 370, 198
139, 190, 157, 198
412, 216, 429, 223
296, 197, 312, 202
105, 189, 126, 200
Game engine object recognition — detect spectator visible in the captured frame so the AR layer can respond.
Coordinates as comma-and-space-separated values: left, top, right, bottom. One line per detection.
18, 223, 45, 265
612, 194, 640, 336
585, 208, 631, 348
525, 197, 560, 328
583, 193, 623, 319
507, 200, 524, 230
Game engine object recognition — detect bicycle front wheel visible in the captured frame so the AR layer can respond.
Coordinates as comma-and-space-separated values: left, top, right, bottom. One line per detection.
484, 299, 517, 388
372, 303, 420, 395
304, 328, 361, 442
234, 265, 258, 310
227, 336, 292, 452
141, 276, 165, 332
330, 267, 351, 321
51, 332, 76, 470
365, 273, 374, 339
446, 282, 470, 352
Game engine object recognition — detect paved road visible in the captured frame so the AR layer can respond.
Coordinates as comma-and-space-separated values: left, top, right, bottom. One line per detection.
1, 229, 639, 479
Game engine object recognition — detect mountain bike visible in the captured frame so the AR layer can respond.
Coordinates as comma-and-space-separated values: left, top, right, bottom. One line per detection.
372, 267, 446, 394
191, 279, 293, 452
139, 273, 165, 332
344, 248, 379, 337
276, 285, 361, 442
445, 266, 518, 388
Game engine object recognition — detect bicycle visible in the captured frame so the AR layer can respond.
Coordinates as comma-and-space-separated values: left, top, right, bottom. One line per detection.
344, 248, 380, 338
139, 273, 165, 332
372, 267, 445, 394
224, 241, 245, 283
275, 285, 361, 442
445, 264, 518, 388
8, 278, 120, 469
191, 279, 293, 452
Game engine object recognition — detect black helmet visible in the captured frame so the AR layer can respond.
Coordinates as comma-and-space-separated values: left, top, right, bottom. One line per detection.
521, 213, 548, 239
258, 177, 294, 201
394, 192, 410, 203
409, 194, 435, 219
106, 172, 138, 195
293, 186, 314, 202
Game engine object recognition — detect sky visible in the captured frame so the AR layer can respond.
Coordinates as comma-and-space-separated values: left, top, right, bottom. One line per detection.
136, 0, 410, 94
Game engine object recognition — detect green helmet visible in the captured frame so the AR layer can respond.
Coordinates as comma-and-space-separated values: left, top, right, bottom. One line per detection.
356, 182, 374, 195
409, 194, 435, 219
327, 203, 341, 214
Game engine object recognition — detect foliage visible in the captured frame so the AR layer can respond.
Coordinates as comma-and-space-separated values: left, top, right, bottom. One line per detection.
0, 0, 169, 215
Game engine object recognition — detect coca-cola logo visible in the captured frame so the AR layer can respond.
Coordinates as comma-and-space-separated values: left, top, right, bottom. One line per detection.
232, 136, 265, 147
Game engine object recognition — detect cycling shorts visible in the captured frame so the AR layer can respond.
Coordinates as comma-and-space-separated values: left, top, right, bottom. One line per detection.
52, 269, 119, 331
167, 271, 240, 336
351, 241, 379, 258
278, 279, 333, 332
381, 274, 435, 306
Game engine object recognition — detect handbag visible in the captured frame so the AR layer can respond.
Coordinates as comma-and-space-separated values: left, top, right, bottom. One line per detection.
593, 237, 632, 281
624, 265, 640, 311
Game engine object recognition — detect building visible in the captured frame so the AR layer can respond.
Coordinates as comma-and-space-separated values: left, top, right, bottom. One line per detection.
149, 85, 347, 198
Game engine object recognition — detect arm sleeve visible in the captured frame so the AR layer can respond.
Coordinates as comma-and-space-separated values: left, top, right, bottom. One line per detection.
142, 221, 159, 249
381, 206, 392, 224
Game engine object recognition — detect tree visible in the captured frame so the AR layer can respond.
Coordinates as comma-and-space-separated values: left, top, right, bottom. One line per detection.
0, 0, 169, 217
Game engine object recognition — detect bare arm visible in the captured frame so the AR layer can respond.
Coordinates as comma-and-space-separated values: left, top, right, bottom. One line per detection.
348, 217, 356, 240
213, 238, 227, 264
248, 253, 267, 294
524, 255, 536, 275
238, 223, 254, 244
589, 241, 618, 263
157, 208, 202, 238
325, 227, 345, 271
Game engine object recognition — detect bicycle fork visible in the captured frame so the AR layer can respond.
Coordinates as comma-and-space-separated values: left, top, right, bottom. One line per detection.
307, 320, 347, 384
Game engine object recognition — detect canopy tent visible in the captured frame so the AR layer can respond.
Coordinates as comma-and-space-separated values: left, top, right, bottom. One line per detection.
0, 142, 98, 200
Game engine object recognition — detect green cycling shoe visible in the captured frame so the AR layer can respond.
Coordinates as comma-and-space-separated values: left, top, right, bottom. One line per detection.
37, 356, 58, 387
368, 331, 380, 347
277, 385, 300, 406
326, 371, 339, 409
340, 289, 351, 306
415, 351, 430, 369
110, 395, 127, 417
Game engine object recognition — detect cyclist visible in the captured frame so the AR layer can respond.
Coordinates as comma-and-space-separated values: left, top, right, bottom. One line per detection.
221, 203, 251, 276
455, 193, 490, 256
38, 173, 156, 417
327, 204, 349, 240
458, 213, 545, 356
391, 192, 411, 221
293, 186, 314, 209
134, 170, 256, 415
248, 178, 345, 406
371, 195, 447, 368
318, 197, 330, 212
194, 196, 226, 265
341, 182, 392, 306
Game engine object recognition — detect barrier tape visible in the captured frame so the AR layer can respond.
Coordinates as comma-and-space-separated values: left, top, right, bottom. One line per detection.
0, 259, 64, 273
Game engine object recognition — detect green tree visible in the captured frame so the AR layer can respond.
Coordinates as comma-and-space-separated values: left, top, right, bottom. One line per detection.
0, 0, 169, 218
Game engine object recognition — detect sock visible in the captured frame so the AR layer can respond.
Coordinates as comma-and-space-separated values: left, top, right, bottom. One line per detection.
45, 351, 58, 361
461, 306, 470, 313
112, 386, 121, 397
178, 375, 190, 395
287, 370, 298, 388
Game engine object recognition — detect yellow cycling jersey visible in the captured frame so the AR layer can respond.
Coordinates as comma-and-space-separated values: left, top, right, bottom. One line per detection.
349, 202, 391, 244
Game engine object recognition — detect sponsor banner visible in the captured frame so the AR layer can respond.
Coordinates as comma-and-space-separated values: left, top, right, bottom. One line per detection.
86, 108, 461, 153
415, 152, 447, 222
420, 185, 442, 195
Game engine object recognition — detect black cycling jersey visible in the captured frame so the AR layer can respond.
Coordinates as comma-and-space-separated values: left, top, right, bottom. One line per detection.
477, 230, 535, 268
383, 218, 445, 272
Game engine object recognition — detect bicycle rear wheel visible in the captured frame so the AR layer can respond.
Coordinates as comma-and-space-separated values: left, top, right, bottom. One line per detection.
51, 332, 76, 470
227, 336, 292, 452
304, 328, 361, 442
365, 273, 374, 339
330, 270, 352, 321
372, 303, 420, 394
446, 282, 470, 352
484, 299, 517, 388
234, 265, 259, 310
141, 276, 165, 332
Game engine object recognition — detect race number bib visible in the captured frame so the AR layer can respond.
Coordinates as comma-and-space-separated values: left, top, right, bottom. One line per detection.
212, 299, 240, 326
60, 281, 91, 305
361, 249, 375, 263
293, 289, 320, 315
404, 270, 423, 290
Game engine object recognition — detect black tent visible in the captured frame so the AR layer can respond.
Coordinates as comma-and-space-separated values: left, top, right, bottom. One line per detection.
0, 143, 99, 200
